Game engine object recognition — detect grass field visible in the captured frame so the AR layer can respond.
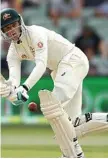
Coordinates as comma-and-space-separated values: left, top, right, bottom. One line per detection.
1, 125, 108, 158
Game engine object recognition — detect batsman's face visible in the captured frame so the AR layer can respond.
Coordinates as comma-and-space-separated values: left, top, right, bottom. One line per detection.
2, 21, 21, 41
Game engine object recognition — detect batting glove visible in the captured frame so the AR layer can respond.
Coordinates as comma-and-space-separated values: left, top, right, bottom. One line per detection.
0, 82, 14, 98
12, 85, 29, 106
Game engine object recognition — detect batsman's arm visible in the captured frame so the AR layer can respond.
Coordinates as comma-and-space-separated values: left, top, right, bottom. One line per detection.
6, 43, 21, 88
24, 60, 46, 90
23, 36, 48, 90
7, 56, 21, 88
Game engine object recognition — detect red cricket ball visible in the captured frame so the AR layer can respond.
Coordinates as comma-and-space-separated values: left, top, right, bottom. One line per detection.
28, 102, 38, 112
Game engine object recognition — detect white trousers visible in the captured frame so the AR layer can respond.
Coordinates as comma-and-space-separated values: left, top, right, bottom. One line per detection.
52, 47, 89, 119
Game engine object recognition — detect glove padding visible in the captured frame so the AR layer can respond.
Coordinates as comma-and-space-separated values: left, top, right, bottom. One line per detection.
11, 85, 29, 106
0, 81, 29, 106
0, 82, 12, 97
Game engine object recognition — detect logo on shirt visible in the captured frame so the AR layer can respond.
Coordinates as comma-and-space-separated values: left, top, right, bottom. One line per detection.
30, 46, 35, 55
21, 54, 27, 59
3, 13, 11, 20
37, 42, 43, 48
61, 72, 66, 76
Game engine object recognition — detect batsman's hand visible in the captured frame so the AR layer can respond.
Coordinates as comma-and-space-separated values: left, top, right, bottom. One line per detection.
0, 82, 13, 98
12, 85, 29, 106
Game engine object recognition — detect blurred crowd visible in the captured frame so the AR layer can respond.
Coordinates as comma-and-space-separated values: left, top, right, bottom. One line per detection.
1, 0, 108, 77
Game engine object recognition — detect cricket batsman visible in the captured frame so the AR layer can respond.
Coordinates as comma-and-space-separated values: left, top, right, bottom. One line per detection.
0, 8, 108, 158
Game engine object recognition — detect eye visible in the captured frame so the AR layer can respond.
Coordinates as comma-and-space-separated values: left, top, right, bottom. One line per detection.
7, 26, 11, 29
13, 23, 17, 27
3, 26, 11, 32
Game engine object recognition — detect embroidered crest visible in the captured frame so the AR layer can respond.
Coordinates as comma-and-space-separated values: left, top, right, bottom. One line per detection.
30, 46, 35, 55
21, 54, 27, 59
61, 72, 66, 76
3, 13, 11, 20
37, 42, 43, 48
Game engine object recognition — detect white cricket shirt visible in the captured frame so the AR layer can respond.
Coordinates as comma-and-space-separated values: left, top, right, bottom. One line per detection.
7, 25, 75, 89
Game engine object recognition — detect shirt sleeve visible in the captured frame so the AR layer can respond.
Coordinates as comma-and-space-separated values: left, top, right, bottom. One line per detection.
7, 43, 21, 87
24, 32, 48, 90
